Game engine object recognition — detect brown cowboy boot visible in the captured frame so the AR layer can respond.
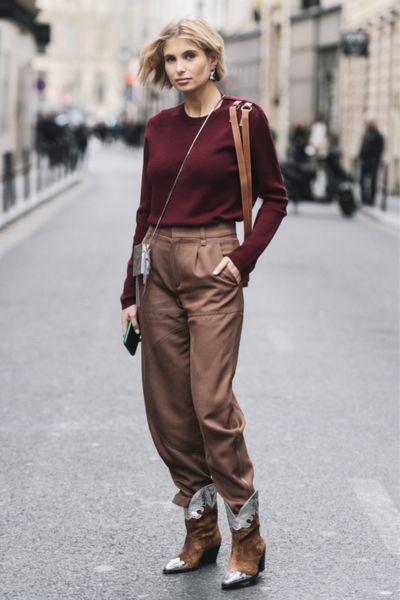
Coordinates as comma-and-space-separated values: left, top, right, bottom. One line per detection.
221, 490, 266, 589
163, 483, 222, 574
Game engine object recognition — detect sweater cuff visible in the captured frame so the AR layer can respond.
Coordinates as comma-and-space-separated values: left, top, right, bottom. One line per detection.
225, 249, 255, 280
120, 281, 136, 309
121, 297, 136, 310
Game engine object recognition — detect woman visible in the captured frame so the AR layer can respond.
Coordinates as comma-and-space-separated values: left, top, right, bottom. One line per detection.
120, 16, 288, 591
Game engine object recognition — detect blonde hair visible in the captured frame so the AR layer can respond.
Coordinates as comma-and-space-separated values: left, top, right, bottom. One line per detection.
137, 16, 227, 89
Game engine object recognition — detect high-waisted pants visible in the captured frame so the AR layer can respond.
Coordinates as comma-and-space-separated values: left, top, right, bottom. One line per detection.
136, 221, 255, 515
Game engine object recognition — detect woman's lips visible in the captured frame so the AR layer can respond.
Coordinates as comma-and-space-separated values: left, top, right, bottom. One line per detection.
176, 79, 191, 84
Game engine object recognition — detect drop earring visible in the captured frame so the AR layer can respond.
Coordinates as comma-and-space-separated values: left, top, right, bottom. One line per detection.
209, 67, 216, 80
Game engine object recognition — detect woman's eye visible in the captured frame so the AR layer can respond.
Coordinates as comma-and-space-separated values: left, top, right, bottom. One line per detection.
165, 53, 195, 62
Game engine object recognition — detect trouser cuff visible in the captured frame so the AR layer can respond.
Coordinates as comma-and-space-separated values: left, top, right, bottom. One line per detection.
172, 482, 217, 511
172, 490, 191, 508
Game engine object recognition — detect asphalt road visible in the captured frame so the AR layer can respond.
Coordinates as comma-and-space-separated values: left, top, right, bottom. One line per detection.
0, 141, 398, 600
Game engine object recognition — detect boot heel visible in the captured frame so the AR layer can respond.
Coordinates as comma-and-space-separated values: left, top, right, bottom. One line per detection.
200, 544, 221, 564
258, 547, 266, 572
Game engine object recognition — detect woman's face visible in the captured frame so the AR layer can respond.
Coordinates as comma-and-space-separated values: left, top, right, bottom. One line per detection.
163, 36, 216, 92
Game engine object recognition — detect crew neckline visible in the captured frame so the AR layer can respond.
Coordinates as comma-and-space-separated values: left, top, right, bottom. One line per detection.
180, 94, 226, 122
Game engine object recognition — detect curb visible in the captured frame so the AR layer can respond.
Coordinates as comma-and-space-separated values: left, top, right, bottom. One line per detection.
0, 170, 84, 231
358, 206, 400, 232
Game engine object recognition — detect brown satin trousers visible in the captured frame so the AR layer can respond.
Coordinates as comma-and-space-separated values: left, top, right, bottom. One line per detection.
136, 221, 255, 515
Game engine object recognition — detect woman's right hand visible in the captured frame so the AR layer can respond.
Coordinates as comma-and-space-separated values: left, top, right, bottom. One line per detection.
121, 304, 140, 337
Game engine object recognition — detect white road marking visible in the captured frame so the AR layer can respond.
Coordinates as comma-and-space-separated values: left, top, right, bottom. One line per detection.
94, 565, 114, 573
319, 530, 337, 537
349, 478, 400, 556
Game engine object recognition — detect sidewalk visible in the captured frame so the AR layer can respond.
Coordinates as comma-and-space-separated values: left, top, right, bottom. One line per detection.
0, 152, 84, 230
357, 194, 400, 231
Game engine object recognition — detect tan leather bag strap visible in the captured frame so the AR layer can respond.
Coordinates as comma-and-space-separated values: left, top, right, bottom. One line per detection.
229, 100, 253, 287
229, 100, 253, 240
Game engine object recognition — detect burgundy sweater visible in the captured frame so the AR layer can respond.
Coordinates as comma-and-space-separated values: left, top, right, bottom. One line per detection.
120, 94, 288, 309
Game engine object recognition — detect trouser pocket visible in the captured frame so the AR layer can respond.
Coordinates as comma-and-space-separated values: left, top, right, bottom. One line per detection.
215, 235, 242, 285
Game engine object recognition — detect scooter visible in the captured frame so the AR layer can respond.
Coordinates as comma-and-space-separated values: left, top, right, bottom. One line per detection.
281, 147, 358, 217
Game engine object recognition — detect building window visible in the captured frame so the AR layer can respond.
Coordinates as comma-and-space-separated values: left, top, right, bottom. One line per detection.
316, 47, 339, 135
302, 0, 320, 8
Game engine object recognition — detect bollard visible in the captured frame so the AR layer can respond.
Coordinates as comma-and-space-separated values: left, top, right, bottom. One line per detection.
2, 152, 16, 212
380, 163, 388, 212
22, 148, 31, 199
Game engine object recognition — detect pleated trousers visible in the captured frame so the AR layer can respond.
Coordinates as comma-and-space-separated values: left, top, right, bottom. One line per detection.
136, 221, 255, 514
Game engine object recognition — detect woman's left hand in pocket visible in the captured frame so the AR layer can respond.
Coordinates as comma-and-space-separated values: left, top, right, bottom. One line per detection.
212, 257, 241, 283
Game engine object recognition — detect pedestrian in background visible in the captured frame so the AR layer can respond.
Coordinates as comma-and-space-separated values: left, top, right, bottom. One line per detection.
359, 113, 384, 206
120, 15, 288, 590
309, 114, 329, 157
288, 122, 309, 163
308, 115, 329, 196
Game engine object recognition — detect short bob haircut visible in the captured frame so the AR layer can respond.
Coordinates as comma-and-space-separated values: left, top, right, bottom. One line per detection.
137, 16, 227, 89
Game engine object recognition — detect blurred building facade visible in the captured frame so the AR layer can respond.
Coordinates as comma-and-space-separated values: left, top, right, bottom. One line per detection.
339, 0, 399, 192
219, 1, 264, 107
259, 0, 399, 192
260, 0, 291, 155
0, 0, 50, 172
34, 0, 137, 124
289, 0, 342, 137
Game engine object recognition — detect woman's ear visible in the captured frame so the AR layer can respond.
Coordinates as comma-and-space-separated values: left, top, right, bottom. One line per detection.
208, 52, 218, 70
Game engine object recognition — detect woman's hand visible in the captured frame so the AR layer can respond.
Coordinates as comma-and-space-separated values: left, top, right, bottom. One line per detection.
121, 304, 140, 337
212, 257, 241, 283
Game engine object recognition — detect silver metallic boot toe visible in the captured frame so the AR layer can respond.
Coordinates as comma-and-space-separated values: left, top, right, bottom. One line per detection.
221, 490, 267, 589
163, 483, 222, 574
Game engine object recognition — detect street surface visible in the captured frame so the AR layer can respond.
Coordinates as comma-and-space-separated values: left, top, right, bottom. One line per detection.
0, 141, 398, 600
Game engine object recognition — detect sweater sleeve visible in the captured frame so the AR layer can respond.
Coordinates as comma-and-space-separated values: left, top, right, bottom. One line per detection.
120, 126, 152, 309
226, 105, 288, 279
